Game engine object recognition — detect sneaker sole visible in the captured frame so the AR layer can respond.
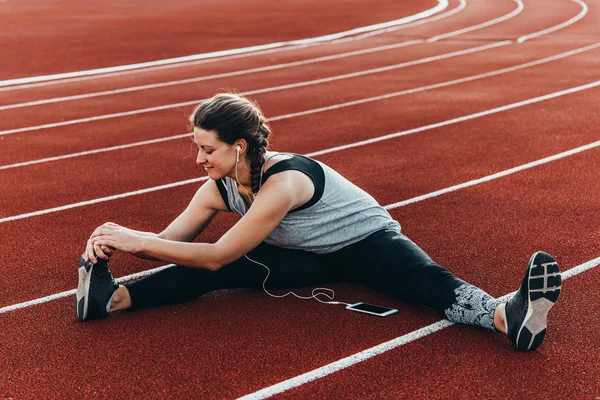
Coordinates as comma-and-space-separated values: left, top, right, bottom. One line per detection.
515, 252, 561, 351
75, 260, 93, 322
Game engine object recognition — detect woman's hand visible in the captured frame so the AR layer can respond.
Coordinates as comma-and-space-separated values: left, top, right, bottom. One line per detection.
90, 222, 143, 256
85, 223, 118, 263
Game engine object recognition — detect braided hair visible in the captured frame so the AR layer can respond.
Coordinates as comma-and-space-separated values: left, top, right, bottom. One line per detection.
190, 93, 272, 194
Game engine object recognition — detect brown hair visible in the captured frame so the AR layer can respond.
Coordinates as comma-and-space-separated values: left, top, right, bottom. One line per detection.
190, 93, 271, 194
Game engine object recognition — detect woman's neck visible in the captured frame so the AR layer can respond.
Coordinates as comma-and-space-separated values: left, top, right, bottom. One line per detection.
233, 159, 253, 188
234, 151, 276, 191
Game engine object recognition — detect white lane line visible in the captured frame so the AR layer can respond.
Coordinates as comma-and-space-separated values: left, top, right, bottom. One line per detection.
427, 0, 524, 42
0, 43, 319, 93
340, 0, 467, 42
383, 140, 600, 209
0, 177, 208, 224
238, 256, 600, 400
2, 41, 599, 171
0, 264, 175, 314
0, 41, 511, 136
0, 134, 195, 170
307, 80, 600, 157
517, 0, 588, 43
1, 79, 599, 223
0, 40, 424, 111
0, 0, 465, 94
0, 1, 449, 89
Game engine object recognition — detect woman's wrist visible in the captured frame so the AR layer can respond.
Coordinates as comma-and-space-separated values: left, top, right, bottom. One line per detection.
135, 236, 150, 255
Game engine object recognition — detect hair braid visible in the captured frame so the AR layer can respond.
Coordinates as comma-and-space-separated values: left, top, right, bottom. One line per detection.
249, 119, 271, 194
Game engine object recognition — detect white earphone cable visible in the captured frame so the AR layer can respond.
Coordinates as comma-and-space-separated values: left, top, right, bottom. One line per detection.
232, 146, 349, 306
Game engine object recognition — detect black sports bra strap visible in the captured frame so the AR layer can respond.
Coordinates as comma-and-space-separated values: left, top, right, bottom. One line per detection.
215, 179, 232, 211
260, 154, 325, 212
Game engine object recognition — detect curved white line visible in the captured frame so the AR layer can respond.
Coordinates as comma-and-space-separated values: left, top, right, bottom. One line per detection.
2, 39, 598, 172
517, 0, 588, 43
0, 41, 509, 136
0, 1, 449, 89
340, 0, 467, 42
1, 78, 599, 224
0, 1, 462, 94
0, 2, 471, 110
0, 0, 467, 110
0, 40, 424, 111
0, 44, 317, 93
3, 41, 599, 172
427, 0, 524, 42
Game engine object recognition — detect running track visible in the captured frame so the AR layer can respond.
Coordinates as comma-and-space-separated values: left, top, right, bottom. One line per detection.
1, 0, 599, 398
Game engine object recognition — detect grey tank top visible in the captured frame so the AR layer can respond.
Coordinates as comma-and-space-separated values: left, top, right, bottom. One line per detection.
215, 153, 401, 254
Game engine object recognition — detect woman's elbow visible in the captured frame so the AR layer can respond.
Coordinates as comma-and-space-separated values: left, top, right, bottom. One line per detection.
205, 259, 223, 272
207, 245, 239, 271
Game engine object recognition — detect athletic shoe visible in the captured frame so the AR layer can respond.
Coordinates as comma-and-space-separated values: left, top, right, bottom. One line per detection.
505, 251, 561, 351
75, 254, 118, 322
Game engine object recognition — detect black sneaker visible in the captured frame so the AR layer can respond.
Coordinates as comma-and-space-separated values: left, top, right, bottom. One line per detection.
75, 254, 118, 322
505, 251, 561, 351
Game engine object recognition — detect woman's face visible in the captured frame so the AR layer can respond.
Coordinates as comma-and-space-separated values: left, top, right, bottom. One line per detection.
193, 127, 238, 180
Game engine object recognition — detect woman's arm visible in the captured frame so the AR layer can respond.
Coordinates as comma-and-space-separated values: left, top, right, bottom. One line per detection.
91, 171, 314, 270
86, 180, 227, 263
156, 179, 227, 242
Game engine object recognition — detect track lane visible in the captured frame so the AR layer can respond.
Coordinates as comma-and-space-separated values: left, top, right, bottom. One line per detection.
2, 40, 598, 174
431, 0, 585, 43
0, 0, 542, 123
1, 38, 599, 167
1, 141, 598, 399
0, 0, 463, 101
0, 41, 481, 126
0, 0, 440, 81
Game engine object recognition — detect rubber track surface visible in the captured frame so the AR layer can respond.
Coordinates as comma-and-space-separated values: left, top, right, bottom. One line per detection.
1, 0, 599, 398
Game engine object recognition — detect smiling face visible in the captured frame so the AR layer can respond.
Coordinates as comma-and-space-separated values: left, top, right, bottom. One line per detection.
193, 127, 242, 180
190, 93, 271, 193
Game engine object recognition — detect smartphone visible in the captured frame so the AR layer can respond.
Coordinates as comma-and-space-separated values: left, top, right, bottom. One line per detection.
346, 302, 398, 317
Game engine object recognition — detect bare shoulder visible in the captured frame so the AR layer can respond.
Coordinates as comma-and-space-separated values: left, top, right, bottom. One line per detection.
259, 153, 314, 210
262, 151, 294, 172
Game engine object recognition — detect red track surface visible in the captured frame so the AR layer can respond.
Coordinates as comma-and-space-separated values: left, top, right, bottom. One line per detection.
1, 0, 599, 398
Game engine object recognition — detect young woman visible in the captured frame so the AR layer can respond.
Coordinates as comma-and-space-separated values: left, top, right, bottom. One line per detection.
76, 93, 561, 351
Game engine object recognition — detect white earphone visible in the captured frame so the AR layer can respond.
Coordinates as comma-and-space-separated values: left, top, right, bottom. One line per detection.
236, 145, 241, 162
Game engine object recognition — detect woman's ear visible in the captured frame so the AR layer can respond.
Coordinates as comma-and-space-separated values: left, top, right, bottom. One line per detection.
233, 140, 247, 156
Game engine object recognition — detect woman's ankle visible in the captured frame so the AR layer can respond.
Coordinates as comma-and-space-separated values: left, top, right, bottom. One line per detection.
109, 285, 132, 312
493, 302, 507, 333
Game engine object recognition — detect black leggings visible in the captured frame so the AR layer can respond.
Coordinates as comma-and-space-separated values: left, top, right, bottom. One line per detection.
125, 229, 500, 330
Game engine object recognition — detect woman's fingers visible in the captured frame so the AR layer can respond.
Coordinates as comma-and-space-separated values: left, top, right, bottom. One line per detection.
91, 236, 115, 250
85, 223, 121, 264
94, 244, 108, 260
86, 239, 96, 263
100, 245, 113, 255
91, 226, 117, 239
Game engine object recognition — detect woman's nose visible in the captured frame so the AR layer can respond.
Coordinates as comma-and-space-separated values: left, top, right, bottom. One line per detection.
196, 151, 206, 165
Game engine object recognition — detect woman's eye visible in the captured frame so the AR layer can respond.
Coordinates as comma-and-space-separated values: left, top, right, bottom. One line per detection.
205, 151, 213, 155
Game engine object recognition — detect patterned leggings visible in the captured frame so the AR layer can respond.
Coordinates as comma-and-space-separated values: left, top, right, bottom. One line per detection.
125, 229, 500, 330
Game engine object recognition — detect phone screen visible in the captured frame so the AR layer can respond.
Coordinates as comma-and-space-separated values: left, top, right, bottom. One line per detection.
349, 303, 395, 314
